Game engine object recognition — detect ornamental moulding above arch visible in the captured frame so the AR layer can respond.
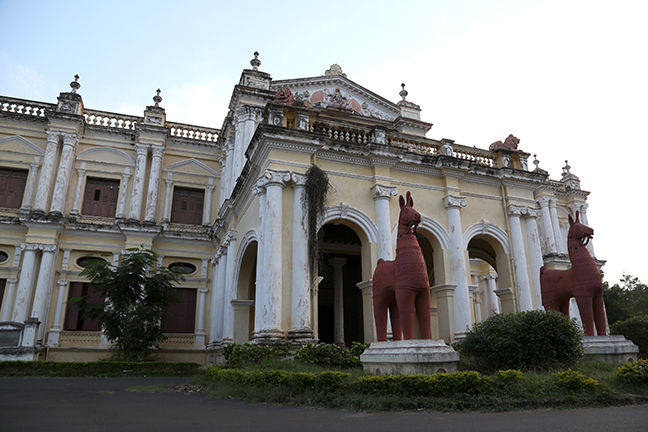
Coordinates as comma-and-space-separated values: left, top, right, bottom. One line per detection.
463, 220, 510, 255
0, 135, 46, 156
76, 147, 135, 166
319, 204, 379, 244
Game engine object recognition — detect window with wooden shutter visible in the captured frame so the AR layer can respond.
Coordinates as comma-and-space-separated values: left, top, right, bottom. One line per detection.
171, 187, 204, 225
0, 168, 28, 209
64, 282, 104, 331
82, 178, 120, 217
161, 288, 197, 333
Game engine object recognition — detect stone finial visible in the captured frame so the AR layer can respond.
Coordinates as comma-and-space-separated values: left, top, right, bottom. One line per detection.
153, 89, 162, 107
562, 160, 571, 178
70, 74, 80, 93
399, 83, 408, 101
324, 64, 346, 77
250, 51, 261, 71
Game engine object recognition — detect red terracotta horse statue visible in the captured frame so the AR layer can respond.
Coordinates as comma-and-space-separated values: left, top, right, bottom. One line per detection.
372, 191, 432, 342
540, 211, 606, 336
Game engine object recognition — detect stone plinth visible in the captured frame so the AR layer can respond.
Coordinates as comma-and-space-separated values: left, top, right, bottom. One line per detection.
360, 339, 460, 375
583, 335, 639, 364
0, 319, 41, 361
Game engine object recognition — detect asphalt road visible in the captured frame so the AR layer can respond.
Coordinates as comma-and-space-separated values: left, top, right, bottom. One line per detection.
1, 377, 647, 432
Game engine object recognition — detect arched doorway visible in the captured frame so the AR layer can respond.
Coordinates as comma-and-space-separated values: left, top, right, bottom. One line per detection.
317, 223, 364, 346
233, 241, 257, 344
467, 235, 504, 322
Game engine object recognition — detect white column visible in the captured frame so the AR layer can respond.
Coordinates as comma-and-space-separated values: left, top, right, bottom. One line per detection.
209, 248, 227, 344
371, 184, 398, 261
255, 170, 289, 341
30, 245, 58, 340
202, 185, 214, 225
21, 162, 40, 211
12, 244, 39, 322
162, 179, 173, 223
33, 131, 59, 213
194, 287, 208, 349
253, 179, 267, 336
524, 208, 545, 309
537, 197, 557, 255
144, 145, 164, 224
46, 279, 68, 347
578, 203, 596, 257
549, 198, 565, 254
70, 168, 86, 216
49, 133, 78, 215
443, 195, 471, 337
218, 151, 227, 207
232, 109, 247, 183
289, 173, 313, 340
0, 278, 18, 321
507, 205, 533, 312
128, 144, 148, 222
116, 172, 130, 220
486, 273, 500, 315
221, 231, 237, 343
332, 257, 346, 346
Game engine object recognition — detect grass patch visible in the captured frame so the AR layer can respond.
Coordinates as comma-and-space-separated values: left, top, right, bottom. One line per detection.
0, 360, 202, 377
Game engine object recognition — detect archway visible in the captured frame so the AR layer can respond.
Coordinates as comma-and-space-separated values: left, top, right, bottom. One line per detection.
233, 240, 257, 344
317, 223, 364, 346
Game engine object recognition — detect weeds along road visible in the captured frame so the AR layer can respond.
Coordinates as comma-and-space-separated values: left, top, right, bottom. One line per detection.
1, 377, 647, 432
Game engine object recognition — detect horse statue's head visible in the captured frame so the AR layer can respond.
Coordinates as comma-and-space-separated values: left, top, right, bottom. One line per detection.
398, 191, 421, 236
568, 211, 594, 246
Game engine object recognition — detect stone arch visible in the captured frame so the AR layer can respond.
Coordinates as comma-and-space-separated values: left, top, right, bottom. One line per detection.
232, 229, 258, 343
320, 204, 379, 244
77, 147, 135, 166
463, 220, 510, 255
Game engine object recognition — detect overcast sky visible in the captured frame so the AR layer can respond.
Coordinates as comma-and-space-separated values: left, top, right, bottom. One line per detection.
1, 0, 646, 285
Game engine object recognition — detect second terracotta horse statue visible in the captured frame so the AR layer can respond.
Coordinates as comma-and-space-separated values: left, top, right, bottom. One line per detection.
540, 211, 606, 336
372, 191, 431, 341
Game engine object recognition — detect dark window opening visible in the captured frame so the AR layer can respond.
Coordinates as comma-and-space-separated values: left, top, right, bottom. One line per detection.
169, 262, 197, 275
0, 168, 28, 209
64, 282, 104, 331
171, 187, 204, 225
162, 288, 197, 333
82, 178, 119, 217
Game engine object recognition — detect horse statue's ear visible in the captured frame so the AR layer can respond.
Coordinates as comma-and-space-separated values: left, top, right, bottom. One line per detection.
399, 195, 405, 208
568, 214, 574, 225
407, 191, 414, 207
575, 210, 580, 222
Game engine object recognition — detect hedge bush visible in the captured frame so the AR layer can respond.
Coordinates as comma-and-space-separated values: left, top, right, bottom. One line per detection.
0, 361, 201, 377
222, 343, 287, 367
553, 369, 600, 392
457, 310, 583, 372
207, 366, 351, 392
610, 315, 648, 358
294, 342, 368, 369
618, 359, 648, 384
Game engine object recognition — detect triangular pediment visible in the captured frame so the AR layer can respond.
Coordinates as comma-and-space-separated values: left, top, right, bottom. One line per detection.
163, 158, 219, 177
0, 135, 45, 156
271, 74, 400, 122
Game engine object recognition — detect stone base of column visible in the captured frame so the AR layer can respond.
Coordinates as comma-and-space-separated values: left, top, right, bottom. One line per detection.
125, 218, 141, 226
541, 253, 570, 269
142, 219, 156, 226
360, 339, 460, 375
194, 331, 206, 350
583, 335, 639, 364
46, 327, 61, 347
252, 329, 286, 345
287, 328, 316, 345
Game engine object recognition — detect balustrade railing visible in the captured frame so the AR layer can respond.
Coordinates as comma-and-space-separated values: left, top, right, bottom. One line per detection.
59, 331, 102, 347
0, 97, 53, 118
159, 334, 196, 348
453, 145, 494, 167
386, 136, 439, 156
84, 109, 141, 130
167, 121, 219, 143
312, 123, 371, 144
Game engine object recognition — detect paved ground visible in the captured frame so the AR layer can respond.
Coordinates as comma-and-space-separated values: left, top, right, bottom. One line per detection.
1, 377, 648, 432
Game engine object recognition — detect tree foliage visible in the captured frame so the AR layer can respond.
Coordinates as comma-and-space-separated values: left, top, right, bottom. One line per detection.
603, 274, 648, 326
72, 248, 183, 361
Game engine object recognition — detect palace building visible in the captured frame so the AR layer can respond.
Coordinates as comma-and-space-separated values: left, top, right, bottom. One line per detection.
0, 54, 597, 362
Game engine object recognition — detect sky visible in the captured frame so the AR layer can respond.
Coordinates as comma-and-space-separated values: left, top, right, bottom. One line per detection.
1, 0, 647, 285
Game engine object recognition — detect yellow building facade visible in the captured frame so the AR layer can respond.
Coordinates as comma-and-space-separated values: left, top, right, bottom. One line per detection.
0, 57, 596, 363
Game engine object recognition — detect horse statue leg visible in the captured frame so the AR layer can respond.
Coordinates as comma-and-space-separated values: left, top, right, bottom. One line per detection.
388, 302, 402, 341
575, 296, 596, 336
592, 295, 607, 336
414, 289, 432, 340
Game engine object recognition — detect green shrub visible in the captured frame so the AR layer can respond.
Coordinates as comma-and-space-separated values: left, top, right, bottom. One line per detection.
207, 366, 350, 392
222, 343, 286, 367
618, 359, 648, 384
352, 371, 487, 397
610, 315, 648, 358
294, 342, 368, 369
553, 369, 600, 392
457, 310, 583, 372
0, 361, 201, 377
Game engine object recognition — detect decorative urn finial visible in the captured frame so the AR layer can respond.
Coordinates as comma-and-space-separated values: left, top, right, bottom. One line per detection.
153, 89, 162, 107
70, 74, 81, 93
250, 51, 261, 71
399, 83, 408, 101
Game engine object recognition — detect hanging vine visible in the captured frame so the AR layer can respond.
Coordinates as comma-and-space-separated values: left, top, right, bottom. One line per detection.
304, 165, 332, 275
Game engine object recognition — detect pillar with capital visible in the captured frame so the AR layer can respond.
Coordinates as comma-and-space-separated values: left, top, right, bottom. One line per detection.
50, 133, 79, 216
507, 204, 533, 312
128, 144, 149, 222
371, 184, 398, 261
331, 257, 347, 346
30, 244, 58, 339
523, 207, 545, 309
289, 172, 314, 342
144, 145, 165, 224
46, 279, 69, 347
162, 178, 174, 223
0, 278, 18, 321
443, 195, 471, 338
195, 287, 208, 349
116, 172, 131, 220
70, 168, 87, 217
253, 170, 290, 342
12, 243, 40, 322
549, 198, 566, 254
221, 231, 238, 344
536, 196, 558, 255
33, 131, 59, 213
203, 185, 215, 226
21, 162, 40, 212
